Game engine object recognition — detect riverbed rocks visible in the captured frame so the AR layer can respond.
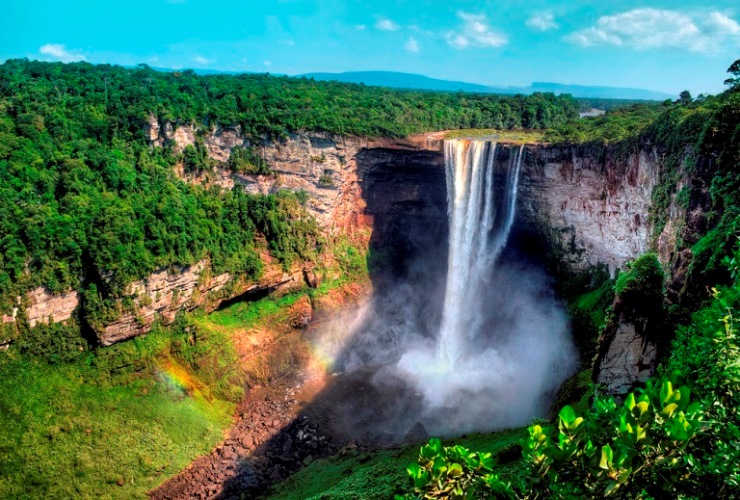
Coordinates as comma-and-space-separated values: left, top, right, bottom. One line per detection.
149, 384, 335, 500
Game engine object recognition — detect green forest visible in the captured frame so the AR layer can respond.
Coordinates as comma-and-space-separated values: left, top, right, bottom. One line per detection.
2, 57, 740, 499
0, 59, 582, 323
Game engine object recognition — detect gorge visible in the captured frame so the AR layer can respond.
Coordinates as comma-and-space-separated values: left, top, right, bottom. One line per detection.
2, 60, 739, 500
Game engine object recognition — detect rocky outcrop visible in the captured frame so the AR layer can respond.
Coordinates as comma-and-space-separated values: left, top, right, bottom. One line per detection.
144, 116, 441, 234
519, 146, 659, 274
2, 308, 17, 324
595, 322, 657, 395
26, 288, 79, 327
98, 258, 308, 346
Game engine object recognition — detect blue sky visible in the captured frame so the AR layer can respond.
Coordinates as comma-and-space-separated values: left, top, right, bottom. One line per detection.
2, 0, 739, 95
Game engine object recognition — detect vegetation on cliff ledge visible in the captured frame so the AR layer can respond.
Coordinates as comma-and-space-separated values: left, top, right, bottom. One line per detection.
0, 58, 580, 333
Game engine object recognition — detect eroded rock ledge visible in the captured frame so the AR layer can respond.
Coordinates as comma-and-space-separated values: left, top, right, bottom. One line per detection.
9, 123, 683, 358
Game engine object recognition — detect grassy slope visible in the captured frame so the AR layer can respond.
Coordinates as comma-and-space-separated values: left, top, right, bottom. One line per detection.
0, 238, 370, 499
0, 342, 234, 499
266, 429, 525, 500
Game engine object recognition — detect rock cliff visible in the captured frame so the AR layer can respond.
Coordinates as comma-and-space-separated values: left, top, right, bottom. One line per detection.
26, 288, 80, 328
518, 145, 658, 275
16, 124, 682, 362
97, 257, 308, 346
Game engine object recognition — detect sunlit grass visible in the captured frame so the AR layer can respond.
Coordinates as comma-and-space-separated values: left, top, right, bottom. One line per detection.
266, 429, 525, 500
0, 352, 234, 499
443, 129, 547, 143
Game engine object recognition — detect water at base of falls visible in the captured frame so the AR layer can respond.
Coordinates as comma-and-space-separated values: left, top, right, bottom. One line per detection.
394, 139, 574, 432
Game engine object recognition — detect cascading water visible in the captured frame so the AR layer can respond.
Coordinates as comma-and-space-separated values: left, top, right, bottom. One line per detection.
438, 140, 523, 367
317, 138, 575, 438
392, 138, 575, 434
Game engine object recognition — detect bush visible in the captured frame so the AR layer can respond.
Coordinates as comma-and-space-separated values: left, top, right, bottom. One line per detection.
614, 253, 665, 321
400, 379, 703, 499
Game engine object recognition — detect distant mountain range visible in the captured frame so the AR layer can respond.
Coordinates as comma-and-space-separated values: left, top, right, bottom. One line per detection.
148, 66, 674, 101
300, 71, 675, 101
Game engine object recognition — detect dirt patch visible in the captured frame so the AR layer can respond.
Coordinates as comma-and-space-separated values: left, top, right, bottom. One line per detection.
149, 379, 337, 500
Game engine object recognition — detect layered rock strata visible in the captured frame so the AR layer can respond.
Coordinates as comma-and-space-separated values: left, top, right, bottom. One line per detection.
14, 124, 683, 362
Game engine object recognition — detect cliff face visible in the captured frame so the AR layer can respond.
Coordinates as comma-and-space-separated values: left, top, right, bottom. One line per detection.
97, 257, 308, 346
144, 115, 441, 233
16, 125, 676, 358
518, 145, 659, 275
26, 288, 80, 328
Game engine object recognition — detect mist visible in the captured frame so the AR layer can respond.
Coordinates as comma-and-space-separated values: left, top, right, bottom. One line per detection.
307, 140, 577, 442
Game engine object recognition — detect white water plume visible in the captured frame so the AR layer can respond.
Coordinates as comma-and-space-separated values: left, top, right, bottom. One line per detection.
395, 139, 575, 433
311, 139, 576, 438
437, 141, 522, 366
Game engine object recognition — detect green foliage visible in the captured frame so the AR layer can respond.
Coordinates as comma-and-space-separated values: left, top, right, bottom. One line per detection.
664, 267, 740, 495
543, 104, 664, 145
229, 145, 270, 174
318, 173, 334, 186
559, 265, 614, 362
397, 438, 515, 499
520, 383, 703, 498
724, 58, 740, 90
266, 430, 523, 500
13, 318, 87, 363
0, 59, 577, 142
614, 253, 665, 321
182, 139, 216, 172
400, 381, 703, 499
333, 240, 368, 280
0, 316, 237, 499
722, 240, 740, 281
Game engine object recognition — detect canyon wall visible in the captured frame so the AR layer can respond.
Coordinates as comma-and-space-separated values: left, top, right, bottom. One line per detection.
518, 145, 659, 275
7, 120, 445, 347
14, 121, 677, 365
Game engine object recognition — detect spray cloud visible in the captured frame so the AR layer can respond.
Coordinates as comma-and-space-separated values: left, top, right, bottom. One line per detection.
312, 140, 576, 440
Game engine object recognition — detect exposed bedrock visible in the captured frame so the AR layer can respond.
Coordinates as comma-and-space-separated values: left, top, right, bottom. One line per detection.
14, 123, 687, 397
518, 145, 658, 275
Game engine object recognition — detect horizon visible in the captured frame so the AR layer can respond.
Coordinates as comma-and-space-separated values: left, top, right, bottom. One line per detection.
2, 1, 740, 98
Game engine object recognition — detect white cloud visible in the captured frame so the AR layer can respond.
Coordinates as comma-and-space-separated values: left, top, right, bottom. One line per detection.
193, 55, 210, 65
565, 9, 740, 53
355, 24, 367, 31
704, 12, 740, 35
375, 18, 400, 31
526, 13, 559, 31
39, 44, 86, 62
410, 24, 434, 36
445, 12, 507, 49
264, 60, 272, 66
405, 36, 419, 53
279, 39, 295, 46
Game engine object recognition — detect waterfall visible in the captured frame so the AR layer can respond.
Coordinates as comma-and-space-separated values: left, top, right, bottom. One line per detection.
390, 138, 574, 433
438, 140, 523, 367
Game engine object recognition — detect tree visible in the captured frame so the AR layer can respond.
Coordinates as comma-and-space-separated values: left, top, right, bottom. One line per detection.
724, 58, 740, 90
679, 90, 692, 105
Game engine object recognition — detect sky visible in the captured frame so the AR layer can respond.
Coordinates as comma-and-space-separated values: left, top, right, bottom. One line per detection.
2, 0, 740, 95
